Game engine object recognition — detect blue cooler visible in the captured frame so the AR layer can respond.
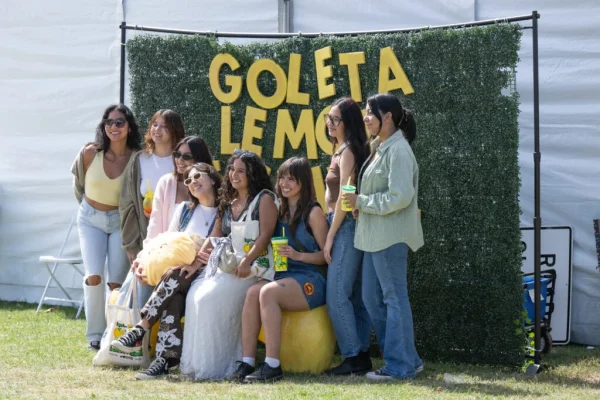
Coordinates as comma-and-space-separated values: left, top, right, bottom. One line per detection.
522, 276, 550, 322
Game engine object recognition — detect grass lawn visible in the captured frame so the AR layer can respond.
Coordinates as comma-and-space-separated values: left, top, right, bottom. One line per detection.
1, 301, 599, 399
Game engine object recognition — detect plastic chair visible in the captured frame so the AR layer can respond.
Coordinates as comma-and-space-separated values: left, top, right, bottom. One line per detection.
36, 211, 85, 318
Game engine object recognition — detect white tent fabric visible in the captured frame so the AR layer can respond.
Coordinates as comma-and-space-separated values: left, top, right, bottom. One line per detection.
0, 0, 598, 344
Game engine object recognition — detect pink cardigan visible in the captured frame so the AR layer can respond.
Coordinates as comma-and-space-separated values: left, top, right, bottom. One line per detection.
145, 173, 179, 245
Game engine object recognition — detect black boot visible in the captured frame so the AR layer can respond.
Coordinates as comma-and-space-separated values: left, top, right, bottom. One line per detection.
324, 352, 372, 376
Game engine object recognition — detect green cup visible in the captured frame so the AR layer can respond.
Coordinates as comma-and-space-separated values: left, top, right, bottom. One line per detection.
341, 184, 356, 211
271, 237, 288, 272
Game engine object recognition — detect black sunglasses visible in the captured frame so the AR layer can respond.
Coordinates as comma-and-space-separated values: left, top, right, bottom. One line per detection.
103, 118, 126, 128
173, 150, 195, 161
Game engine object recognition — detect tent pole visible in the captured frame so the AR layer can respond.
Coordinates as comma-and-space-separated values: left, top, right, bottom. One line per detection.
119, 21, 126, 104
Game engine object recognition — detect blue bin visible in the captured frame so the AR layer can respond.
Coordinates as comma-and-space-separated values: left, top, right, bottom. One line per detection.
522, 276, 550, 322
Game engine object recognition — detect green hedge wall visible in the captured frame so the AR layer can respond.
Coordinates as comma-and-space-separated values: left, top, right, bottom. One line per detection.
127, 24, 524, 365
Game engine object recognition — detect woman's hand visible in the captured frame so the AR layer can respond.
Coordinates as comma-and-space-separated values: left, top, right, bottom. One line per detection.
143, 210, 151, 218
134, 264, 149, 285
130, 258, 139, 272
278, 245, 303, 262
196, 248, 213, 266
341, 192, 358, 210
172, 262, 201, 280
323, 235, 334, 264
234, 257, 252, 278
352, 209, 359, 219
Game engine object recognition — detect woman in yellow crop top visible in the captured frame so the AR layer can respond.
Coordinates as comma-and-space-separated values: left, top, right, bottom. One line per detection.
71, 104, 142, 350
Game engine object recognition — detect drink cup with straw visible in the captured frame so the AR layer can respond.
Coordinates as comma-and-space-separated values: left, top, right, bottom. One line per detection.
341, 176, 356, 212
271, 226, 288, 272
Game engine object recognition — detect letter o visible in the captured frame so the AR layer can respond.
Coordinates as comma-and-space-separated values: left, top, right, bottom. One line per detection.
246, 59, 288, 109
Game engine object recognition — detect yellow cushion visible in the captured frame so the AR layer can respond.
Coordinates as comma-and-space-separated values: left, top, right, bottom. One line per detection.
258, 305, 336, 373
138, 232, 198, 286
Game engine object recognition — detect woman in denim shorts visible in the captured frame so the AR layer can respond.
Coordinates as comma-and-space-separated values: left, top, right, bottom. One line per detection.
71, 104, 142, 350
229, 157, 330, 383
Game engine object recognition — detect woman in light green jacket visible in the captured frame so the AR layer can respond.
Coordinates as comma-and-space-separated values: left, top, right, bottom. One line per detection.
342, 94, 423, 381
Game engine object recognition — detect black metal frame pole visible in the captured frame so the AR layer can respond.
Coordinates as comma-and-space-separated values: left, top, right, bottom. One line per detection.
119, 21, 126, 104
532, 10, 542, 367
120, 13, 534, 38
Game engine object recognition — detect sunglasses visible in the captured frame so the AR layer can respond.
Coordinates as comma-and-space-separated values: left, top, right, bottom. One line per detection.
103, 118, 126, 128
173, 151, 195, 161
184, 172, 208, 186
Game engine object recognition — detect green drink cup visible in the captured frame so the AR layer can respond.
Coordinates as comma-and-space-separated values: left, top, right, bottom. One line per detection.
341, 184, 356, 211
271, 236, 288, 272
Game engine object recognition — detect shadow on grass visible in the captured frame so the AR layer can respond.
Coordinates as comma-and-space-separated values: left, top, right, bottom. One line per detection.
0, 300, 80, 319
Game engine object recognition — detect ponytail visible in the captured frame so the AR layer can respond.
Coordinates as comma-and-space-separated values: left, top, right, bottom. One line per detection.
399, 109, 417, 145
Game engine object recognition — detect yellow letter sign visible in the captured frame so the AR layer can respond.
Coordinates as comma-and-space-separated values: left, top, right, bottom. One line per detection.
378, 47, 414, 95
209, 53, 242, 104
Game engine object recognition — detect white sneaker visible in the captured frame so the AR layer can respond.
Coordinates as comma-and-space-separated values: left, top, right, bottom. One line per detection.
366, 369, 396, 381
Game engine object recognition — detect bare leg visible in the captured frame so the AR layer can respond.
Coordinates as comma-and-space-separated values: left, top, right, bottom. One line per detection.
260, 278, 309, 360
241, 280, 269, 358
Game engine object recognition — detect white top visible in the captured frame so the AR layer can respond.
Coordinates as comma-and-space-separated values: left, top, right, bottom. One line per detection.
167, 202, 217, 238
139, 153, 173, 196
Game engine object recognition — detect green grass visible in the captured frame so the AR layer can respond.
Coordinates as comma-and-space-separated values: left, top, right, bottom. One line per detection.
1, 301, 599, 399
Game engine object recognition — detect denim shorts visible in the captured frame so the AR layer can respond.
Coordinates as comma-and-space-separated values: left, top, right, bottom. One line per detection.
275, 268, 326, 310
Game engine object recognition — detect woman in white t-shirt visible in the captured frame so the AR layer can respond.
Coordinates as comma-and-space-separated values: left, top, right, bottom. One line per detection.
111, 163, 221, 380
120, 109, 185, 263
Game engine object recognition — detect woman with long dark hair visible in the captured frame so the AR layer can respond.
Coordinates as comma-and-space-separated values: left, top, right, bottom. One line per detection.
322, 97, 373, 375
342, 93, 423, 381
71, 103, 142, 350
230, 157, 329, 383
179, 150, 279, 380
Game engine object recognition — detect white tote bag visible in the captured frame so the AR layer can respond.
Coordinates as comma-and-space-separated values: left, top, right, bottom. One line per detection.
92, 273, 151, 367
230, 190, 278, 281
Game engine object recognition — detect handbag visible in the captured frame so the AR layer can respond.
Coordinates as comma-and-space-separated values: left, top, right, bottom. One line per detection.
230, 189, 278, 280
92, 274, 151, 367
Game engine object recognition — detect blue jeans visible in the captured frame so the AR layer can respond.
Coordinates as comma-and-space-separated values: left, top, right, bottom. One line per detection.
136, 281, 154, 309
326, 213, 371, 358
77, 197, 129, 342
362, 242, 422, 378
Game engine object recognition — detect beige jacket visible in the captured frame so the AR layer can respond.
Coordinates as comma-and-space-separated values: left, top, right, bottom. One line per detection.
119, 151, 147, 256
71, 143, 94, 204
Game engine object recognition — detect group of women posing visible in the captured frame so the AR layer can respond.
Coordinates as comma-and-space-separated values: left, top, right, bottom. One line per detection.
72, 93, 424, 382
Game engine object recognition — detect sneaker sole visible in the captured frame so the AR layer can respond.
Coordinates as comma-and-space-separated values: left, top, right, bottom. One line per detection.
110, 341, 142, 354
135, 372, 166, 380
416, 365, 424, 374
366, 372, 395, 381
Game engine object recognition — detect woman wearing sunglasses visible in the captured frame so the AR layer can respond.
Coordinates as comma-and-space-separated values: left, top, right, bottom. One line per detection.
111, 163, 222, 380
119, 110, 185, 305
145, 136, 213, 244
71, 104, 142, 350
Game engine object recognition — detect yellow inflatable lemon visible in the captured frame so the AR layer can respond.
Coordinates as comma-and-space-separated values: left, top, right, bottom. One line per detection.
258, 305, 336, 373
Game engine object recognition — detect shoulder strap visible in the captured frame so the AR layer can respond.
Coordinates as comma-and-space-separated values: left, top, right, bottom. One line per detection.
178, 202, 194, 232
302, 200, 321, 238
241, 189, 278, 222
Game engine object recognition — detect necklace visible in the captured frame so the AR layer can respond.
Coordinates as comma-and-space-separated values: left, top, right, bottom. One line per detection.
196, 205, 213, 227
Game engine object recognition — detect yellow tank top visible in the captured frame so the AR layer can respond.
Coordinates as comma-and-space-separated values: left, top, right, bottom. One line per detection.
84, 152, 124, 206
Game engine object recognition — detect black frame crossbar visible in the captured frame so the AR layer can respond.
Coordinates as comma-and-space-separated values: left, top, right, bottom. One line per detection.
118, 10, 543, 370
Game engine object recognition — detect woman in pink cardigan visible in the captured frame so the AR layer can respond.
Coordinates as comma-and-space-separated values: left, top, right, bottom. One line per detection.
146, 136, 213, 242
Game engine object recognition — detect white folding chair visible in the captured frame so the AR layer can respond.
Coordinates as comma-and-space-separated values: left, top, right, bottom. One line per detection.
36, 211, 85, 318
